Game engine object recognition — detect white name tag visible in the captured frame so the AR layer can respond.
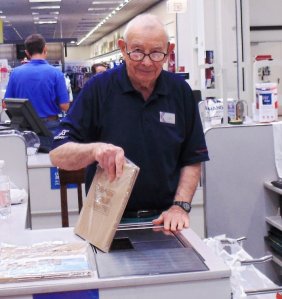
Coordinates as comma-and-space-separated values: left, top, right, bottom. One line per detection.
160, 112, 175, 124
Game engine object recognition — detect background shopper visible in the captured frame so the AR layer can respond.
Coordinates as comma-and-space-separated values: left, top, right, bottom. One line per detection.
5, 33, 70, 136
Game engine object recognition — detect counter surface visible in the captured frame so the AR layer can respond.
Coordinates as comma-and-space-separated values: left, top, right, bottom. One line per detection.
0, 203, 231, 299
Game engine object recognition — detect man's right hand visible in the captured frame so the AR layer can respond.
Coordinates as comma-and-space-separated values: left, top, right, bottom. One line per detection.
93, 143, 125, 181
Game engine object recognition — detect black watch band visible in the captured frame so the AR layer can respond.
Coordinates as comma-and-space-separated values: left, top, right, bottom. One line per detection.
173, 201, 192, 213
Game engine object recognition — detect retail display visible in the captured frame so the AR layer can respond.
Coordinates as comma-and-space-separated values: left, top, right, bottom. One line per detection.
254, 82, 278, 122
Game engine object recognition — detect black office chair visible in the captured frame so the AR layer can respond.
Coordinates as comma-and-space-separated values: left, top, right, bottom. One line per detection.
58, 168, 85, 227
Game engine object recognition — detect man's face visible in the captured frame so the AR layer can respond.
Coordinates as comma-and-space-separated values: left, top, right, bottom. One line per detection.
95, 65, 107, 74
118, 26, 171, 87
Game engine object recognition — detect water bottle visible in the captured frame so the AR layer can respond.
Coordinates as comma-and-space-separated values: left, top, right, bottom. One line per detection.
0, 160, 11, 219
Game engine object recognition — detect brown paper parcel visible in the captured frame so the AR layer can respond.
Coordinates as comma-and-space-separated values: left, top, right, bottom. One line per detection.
74, 161, 139, 252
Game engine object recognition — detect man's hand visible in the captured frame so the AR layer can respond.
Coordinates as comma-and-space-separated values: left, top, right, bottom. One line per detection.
94, 143, 125, 181
152, 205, 189, 231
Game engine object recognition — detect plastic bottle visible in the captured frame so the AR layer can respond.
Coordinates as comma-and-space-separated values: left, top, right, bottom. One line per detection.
0, 160, 11, 219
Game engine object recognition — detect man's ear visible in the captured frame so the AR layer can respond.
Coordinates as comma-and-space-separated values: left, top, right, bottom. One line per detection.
43, 46, 48, 55
168, 42, 175, 53
117, 39, 126, 52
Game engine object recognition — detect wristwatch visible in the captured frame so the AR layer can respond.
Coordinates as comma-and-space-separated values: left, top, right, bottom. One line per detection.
173, 201, 192, 213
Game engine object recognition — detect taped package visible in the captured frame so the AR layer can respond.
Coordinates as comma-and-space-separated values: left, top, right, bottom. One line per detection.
0, 241, 92, 283
74, 160, 140, 252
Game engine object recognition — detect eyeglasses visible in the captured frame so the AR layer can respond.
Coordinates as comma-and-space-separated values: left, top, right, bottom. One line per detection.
126, 47, 168, 62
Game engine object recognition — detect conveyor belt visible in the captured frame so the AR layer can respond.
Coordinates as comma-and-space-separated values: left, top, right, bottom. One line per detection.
95, 227, 208, 278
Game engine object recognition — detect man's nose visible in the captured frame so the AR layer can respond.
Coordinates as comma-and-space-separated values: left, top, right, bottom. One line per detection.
141, 55, 153, 66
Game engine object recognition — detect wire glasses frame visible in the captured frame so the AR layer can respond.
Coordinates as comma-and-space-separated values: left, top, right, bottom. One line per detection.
125, 44, 168, 62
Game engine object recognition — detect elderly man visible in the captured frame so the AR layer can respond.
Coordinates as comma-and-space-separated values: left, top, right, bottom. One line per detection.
49, 14, 209, 231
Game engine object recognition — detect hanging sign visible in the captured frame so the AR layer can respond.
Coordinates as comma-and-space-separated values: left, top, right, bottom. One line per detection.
167, 0, 187, 13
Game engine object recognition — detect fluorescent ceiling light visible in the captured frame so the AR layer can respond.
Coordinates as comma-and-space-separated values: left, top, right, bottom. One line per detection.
31, 6, 60, 9
34, 20, 57, 24
0, 16, 6, 19
88, 7, 109, 11
79, 0, 132, 45
29, 0, 61, 2
92, 1, 119, 3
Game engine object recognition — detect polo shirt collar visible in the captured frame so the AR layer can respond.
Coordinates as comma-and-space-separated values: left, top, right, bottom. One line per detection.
30, 59, 48, 65
119, 63, 168, 97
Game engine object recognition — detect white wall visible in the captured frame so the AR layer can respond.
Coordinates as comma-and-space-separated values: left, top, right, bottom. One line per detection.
249, 0, 282, 113
64, 45, 91, 62
250, 0, 282, 43
177, 0, 240, 100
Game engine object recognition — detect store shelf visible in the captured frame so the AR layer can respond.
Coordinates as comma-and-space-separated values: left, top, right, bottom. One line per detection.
264, 181, 282, 195
265, 216, 282, 231
272, 252, 282, 267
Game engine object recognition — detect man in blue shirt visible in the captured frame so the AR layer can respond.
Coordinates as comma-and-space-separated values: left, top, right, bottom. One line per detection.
50, 14, 209, 231
5, 34, 70, 136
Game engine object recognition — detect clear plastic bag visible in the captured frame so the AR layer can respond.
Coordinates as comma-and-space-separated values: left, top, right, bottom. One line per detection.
21, 131, 40, 155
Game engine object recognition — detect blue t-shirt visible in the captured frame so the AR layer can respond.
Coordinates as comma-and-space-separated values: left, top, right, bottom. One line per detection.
53, 64, 209, 211
5, 60, 69, 117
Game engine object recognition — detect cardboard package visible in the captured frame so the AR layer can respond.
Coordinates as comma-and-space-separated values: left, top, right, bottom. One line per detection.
74, 160, 139, 252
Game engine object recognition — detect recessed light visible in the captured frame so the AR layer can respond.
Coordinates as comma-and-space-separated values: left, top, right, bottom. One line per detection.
31, 6, 60, 9
92, 1, 118, 3
34, 20, 57, 24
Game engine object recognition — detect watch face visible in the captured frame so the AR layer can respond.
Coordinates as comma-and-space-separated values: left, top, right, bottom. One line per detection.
182, 202, 190, 211
174, 201, 191, 213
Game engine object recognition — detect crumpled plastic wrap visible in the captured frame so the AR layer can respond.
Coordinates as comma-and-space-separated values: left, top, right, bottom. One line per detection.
0, 241, 93, 283
8, 180, 28, 205
204, 235, 278, 299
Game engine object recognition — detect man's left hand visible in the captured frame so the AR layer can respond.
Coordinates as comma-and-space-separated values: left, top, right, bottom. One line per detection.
152, 205, 189, 231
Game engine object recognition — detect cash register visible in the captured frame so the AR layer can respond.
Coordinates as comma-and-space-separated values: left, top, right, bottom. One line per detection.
2, 98, 53, 153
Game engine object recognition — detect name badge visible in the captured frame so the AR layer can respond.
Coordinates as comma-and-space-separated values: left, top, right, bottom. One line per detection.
160, 112, 175, 124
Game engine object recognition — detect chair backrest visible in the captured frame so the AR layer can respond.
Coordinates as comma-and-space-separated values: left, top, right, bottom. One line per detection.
192, 90, 202, 102
58, 168, 85, 227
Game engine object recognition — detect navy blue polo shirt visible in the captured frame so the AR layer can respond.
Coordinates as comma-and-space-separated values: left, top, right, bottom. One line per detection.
53, 64, 209, 211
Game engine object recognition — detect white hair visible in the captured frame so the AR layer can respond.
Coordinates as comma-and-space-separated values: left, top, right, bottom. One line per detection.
123, 14, 169, 43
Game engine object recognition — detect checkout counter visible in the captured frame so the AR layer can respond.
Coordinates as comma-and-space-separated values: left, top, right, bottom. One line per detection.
0, 203, 231, 299
0, 131, 231, 299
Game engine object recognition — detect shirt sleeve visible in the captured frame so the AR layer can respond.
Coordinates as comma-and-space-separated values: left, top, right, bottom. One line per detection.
55, 71, 70, 104
4, 72, 15, 98
52, 78, 99, 148
179, 82, 209, 166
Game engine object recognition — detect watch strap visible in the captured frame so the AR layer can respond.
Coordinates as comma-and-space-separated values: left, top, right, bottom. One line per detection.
173, 201, 192, 213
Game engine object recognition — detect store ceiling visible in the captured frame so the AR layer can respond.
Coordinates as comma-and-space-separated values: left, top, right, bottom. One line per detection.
0, 0, 162, 46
